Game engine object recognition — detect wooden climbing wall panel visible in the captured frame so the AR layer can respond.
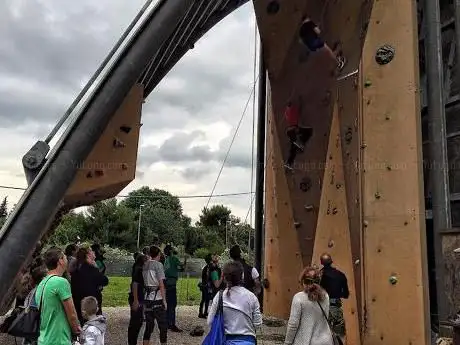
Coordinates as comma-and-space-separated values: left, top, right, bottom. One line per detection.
64, 84, 144, 208
337, 72, 364, 328
361, 1, 430, 344
263, 87, 304, 319
313, 105, 360, 345
253, 0, 374, 79
269, 41, 336, 268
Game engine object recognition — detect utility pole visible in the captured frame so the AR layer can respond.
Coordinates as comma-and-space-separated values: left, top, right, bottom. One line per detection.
137, 204, 145, 250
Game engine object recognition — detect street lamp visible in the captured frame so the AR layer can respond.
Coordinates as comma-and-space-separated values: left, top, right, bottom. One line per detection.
225, 220, 231, 248
137, 204, 145, 250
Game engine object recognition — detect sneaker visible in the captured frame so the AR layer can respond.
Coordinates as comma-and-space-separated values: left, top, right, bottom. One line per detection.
198, 313, 206, 319
284, 163, 294, 171
293, 141, 304, 151
169, 325, 183, 332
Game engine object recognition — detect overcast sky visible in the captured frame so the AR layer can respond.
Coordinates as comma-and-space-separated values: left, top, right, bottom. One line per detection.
0, 0, 260, 223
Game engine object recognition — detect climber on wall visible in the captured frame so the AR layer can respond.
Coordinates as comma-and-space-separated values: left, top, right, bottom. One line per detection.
283, 96, 313, 171
299, 17, 346, 72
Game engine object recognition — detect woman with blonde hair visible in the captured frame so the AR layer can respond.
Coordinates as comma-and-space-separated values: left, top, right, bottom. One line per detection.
284, 267, 335, 345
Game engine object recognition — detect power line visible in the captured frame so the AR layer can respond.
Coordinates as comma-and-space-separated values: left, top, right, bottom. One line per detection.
0, 184, 254, 199
204, 75, 260, 210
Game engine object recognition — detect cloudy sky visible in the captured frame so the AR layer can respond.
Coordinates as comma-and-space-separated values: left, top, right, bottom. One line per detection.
0, 0, 260, 223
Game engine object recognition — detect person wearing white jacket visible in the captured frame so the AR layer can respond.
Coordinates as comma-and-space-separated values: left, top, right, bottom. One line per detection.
79, 296, 106, 345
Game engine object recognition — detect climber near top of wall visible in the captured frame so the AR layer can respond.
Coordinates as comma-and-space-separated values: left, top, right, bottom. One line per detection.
299, 17, 346, 72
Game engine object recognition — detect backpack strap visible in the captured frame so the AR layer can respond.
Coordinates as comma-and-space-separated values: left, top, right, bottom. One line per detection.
38, 275, 57, 312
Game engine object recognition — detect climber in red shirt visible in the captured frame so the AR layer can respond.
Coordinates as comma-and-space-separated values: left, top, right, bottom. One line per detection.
284, 98, 313, 170
298, 17, 346, 72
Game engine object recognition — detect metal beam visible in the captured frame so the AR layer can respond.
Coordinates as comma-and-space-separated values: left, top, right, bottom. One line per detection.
254, 43, 266, 277
424, 0, 452, 332
0, 0, 193, 312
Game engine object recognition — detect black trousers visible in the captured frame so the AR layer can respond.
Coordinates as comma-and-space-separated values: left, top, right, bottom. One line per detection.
286, 126, 313, 166
145, 301, 168, 343
127, 304, 143, 345
166, 285, 177, 327
127, 302, 168, 344
199, 288, 210, 315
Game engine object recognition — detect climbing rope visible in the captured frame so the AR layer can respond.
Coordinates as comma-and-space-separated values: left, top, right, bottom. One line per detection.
203, 74, 260, 210
248, 13, 258, 257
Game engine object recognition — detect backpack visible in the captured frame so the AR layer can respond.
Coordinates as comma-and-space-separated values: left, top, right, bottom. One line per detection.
240, 260, 255, 292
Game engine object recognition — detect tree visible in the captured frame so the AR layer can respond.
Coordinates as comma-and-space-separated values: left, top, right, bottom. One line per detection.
122, 186, 183, 217
139, 206, 184, 248
198, 205, 232, 228
51, 211, 88, 245
84, 199, 136, 248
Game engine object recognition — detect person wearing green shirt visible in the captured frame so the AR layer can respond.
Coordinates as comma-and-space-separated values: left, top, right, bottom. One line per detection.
35, 247, 81, 345
163, 245, 184, 332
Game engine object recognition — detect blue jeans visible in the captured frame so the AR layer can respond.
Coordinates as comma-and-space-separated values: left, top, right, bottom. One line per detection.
166, 285, 177, 327
225, 335, 256, 345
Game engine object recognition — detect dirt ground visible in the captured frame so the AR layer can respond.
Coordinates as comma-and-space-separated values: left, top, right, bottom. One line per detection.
0, 306, 287, 345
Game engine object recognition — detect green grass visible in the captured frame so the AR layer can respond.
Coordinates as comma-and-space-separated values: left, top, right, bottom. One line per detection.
102, 276, 201, 307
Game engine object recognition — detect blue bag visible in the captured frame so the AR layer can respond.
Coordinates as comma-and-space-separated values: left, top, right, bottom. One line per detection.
202, 291, 225, 345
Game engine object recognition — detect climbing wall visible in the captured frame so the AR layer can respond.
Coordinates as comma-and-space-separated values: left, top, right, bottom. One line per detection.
255, 0, 375, 319
64, 84, 144, 208
337, 70, 364, 329
360, 0, 430, 344
263, 88, 304, 319
313, 105, 360, 345
253, 0, 374, 79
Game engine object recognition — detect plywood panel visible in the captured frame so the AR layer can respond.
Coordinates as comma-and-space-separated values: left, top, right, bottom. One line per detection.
338, 72, 364, 328
313, 105, 360, 345
263, 86, 304, 319
270, 42, 336, 267
253, 0, 374, 79
361, 1, 430, 344
64, 84, 143, 207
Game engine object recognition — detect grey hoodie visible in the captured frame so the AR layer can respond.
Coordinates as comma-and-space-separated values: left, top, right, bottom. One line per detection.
81, 315, 107, 345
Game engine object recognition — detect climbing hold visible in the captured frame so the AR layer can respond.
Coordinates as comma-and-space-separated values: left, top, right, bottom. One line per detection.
294, 221, 301, 228
336, 183, 342, 189
266, 0, 280, 14
262, 278, 270, 289
389, 275, 398, 285
328, 240, 334, 248
363, 220, 369, 227
364, 80, 372, 88
122, 163, 128, 170
404, 221, 408, 226
360, 143, 367, 149
86, 172, 93, 178
119, 125, 132, 134
374, 192, 381, 199
345, 127, 353, 144
299, 177, 312, 192
113, 138, 126, 148
332, 208, 338, 215
95, 170, 104, 177
354, 259, 360, 265
375, 44, 395, 65
386, 165, 392, 171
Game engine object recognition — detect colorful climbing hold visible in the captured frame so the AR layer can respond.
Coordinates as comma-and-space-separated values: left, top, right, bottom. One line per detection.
375, 44, 396, 65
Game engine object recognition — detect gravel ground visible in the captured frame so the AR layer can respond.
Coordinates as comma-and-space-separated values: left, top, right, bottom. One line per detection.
0, 306, 287, 345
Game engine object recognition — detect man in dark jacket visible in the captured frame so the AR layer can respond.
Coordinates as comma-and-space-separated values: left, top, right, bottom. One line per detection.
229, 245, 261, 295
319, 253, 349, 340
71, 249, 109, 325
